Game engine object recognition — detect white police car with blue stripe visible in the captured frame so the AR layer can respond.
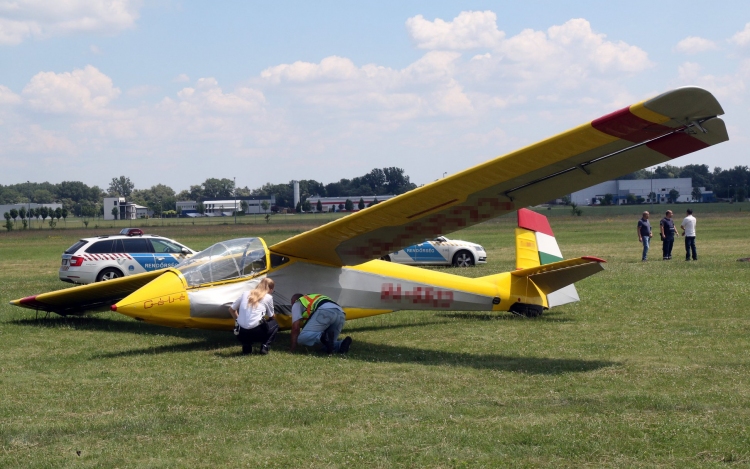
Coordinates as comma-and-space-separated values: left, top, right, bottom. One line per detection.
381, 236, 487, 267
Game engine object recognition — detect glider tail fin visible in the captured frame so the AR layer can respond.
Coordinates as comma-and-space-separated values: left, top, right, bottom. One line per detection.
514, 208, 580, 308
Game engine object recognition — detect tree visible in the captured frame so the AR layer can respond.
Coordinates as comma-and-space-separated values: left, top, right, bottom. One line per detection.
561, 195, 571, 206
668, 189, 680, 204
108, 176, 134, 197
295, 201, 302, 213
201, 178, 234, 200
302, 200, 311, 212
626, 194, 636, 205
636, 196, 645, 204
260, 200, 270, 213
316, 199, 322, 212
39, 206, 49, 221
111, 207, 119, 220
3, 212, 11, 232
648, 192, 657, 204
569, 203, 582, 216
603, 194, 613, 206
358, 198, 365, 210
240, 200, 249, 214
197, 202, 205, 216
54, 207, 62, 221
61, 208, 68, 225
344, 199, 353, 211
18, 206, 26, 222
691, 187, 703, 202
9, 208, 18, 223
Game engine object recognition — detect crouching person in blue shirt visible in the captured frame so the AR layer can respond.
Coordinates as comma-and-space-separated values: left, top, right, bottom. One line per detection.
289, 293, 352, 354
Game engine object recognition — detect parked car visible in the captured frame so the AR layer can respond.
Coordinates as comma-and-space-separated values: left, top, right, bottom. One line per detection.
59, 234, 197, 284
381, 236, 487, 267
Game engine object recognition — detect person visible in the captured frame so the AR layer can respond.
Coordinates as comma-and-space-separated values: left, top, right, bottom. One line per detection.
681, 208, 698, 261
289, 293, 352, 354
659, 210, 679, 260
228, 278, 279, 355
637, 211, 652, 261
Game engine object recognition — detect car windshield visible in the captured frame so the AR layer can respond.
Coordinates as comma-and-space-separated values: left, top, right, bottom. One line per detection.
176, 238, 267, 287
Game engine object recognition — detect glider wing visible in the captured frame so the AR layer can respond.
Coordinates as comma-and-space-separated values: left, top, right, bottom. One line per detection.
10, 270, 167, 315
269, 86, 727, 266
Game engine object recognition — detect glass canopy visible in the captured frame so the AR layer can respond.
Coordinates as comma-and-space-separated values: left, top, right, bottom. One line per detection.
176, 238, 268, 287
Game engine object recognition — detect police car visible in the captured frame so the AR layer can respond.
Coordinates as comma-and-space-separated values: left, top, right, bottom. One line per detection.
381, 236, 487, 267
59, 234, 197, 284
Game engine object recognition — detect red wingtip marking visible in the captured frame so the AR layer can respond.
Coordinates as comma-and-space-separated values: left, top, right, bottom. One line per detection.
19, 295, 38, 305
110, 304, 117, 312
581, 256, 607, 263
517, 208, 554, 237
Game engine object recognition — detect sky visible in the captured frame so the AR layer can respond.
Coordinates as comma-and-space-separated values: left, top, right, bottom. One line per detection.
1, 1, 749, 192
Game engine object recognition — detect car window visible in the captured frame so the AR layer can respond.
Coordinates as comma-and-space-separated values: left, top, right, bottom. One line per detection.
150, 238, 183, 253
86, 240, 115, 254
122, 238, 152, 253
65, 240, 88, 254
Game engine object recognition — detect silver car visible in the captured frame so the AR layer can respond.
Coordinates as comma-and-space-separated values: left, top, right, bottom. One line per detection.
381, 236, 487, 267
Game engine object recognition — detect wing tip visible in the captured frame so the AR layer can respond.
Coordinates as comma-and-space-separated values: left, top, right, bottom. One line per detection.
581, 256, 607, 263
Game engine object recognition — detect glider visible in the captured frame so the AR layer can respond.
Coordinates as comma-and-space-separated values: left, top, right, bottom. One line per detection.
11, 87, 728, 330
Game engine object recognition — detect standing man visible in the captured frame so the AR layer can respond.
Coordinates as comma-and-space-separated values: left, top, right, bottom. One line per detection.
637, 211, 653, 262
290, 293, 353, 354
659, 210, 679, 260
681, 208, 698, 261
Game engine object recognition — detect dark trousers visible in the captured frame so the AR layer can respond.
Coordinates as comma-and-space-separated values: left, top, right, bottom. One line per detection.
685, 236, 697, 260
662, 236, 675, 259
237, 318, 279, 354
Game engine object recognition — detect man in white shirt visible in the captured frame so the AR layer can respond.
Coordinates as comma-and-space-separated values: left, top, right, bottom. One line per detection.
681, 208, 698, 261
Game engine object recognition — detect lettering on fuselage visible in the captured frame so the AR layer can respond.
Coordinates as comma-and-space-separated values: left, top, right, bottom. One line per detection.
380, 283, 453, 308
143, 293, 187, 309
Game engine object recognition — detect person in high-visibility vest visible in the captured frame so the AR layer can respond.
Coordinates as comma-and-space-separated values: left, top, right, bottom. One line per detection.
289, 293, 352, 354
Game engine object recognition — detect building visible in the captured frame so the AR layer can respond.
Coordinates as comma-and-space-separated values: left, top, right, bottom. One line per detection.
306, 195, 396, 212
103, 197, 153, 220
177, 196, 276, 217
569, 178, 710, 205
1, 202, 63, 218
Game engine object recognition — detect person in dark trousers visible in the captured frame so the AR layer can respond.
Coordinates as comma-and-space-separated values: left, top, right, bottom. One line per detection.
659, 210, 679, 260
229, 278, 279, 355
637, 211, 652, 261
289, 293, 352, 354
681, 208, 698, 261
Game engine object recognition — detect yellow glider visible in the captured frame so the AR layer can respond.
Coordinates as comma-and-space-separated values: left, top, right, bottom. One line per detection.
10, 87, 728, 331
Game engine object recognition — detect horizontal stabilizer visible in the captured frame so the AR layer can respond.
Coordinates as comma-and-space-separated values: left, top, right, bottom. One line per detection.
512, 256, 605, 295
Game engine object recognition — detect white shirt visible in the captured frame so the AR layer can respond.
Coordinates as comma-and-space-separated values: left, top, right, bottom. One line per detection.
232, 292, 274, 329
681, 215, 696, 237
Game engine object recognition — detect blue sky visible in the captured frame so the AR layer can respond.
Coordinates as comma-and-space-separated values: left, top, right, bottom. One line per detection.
1, 1, 749, 191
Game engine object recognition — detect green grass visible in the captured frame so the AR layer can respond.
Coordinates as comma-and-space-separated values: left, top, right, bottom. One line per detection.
2, 208, 750, 467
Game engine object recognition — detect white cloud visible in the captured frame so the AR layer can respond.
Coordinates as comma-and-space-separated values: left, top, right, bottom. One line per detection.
0, 0, 141, 45
676, 61, 746, 101
730, 23, 750, 47
90, 44, 102, 54
0, 84, 21, 104
674, 36, 718, 54
22, 65, 121, 113
172, 78, 266, 114
406, 11, 504, 50
173, 73, 190, 83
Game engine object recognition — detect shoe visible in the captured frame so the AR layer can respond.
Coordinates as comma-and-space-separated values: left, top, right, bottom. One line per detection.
259, 345, 269, 355
642, 259, 647, 262
663, 257, 668, 260
339, 336, 352, 354
319, 329, 335, 354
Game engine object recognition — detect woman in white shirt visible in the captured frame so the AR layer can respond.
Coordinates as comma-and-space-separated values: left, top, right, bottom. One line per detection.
229, 278, 278, 355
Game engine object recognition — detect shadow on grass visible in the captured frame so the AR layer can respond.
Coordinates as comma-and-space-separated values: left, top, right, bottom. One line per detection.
435, 310, 574, 323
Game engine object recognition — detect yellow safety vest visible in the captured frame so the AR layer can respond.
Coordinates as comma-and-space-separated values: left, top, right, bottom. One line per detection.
297, 294, 335, 328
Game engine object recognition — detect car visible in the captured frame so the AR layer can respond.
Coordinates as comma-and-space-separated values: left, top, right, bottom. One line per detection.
380, 236, 487, 267
59, 234, 197, 284
119, 228, 144, 236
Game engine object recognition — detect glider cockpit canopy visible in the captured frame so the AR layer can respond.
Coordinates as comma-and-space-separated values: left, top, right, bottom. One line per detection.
177, 238, 268, 287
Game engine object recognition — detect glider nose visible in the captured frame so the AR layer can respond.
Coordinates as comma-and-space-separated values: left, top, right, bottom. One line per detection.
112, 269, 190, 326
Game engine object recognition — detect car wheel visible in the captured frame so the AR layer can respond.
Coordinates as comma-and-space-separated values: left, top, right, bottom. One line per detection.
97, 268, 123, 282
452, 250, 474, 267
380, 255, 391, 262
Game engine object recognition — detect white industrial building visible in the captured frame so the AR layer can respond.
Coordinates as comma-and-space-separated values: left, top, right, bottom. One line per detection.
306, 195, 396, 212
569, 178, 710, 205
177, 196, 275, 217
104, 197, 151, 220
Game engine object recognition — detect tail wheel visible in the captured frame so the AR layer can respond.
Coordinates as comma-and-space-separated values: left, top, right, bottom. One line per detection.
97, 268, 123, 282
380, 255, 391, 262
452, 250, 474, 267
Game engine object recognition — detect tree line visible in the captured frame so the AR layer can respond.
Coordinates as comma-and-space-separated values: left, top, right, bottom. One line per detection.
0, 167, 417, 216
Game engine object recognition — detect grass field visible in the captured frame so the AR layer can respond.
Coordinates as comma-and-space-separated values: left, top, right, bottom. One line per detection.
1, 206, 750, 468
